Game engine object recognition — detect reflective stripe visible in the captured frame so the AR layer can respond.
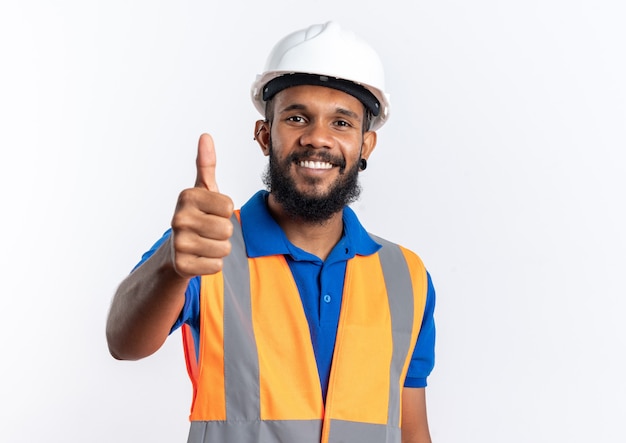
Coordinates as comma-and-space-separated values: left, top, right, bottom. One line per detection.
189, 419, 322, 443
189, 218, 427, 443
328, 419, 401, 442
373, 235, 415, 428
222, 214, 260, 420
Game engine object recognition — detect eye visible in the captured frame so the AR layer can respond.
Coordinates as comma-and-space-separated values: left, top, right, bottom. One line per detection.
286, 115, 306, 123
334, 119, 353, 128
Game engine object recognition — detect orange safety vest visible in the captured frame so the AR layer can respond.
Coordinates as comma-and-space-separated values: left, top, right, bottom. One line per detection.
182, 213, 427, 443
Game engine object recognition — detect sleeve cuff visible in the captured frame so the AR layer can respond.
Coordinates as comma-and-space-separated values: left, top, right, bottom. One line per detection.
404, 376, 428, 388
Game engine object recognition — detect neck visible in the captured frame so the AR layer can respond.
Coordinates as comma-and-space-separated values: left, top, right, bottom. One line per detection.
267, 193, 344, 261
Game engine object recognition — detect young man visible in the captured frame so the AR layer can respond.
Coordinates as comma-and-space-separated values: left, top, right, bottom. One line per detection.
106, 21, 436, 443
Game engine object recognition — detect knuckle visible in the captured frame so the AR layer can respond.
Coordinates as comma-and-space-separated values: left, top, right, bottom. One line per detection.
223, 196, 235, 214
170, 216, 192, 237
199, 258, 224, 275
172, 254, 192, 277
225, 220, 234, 238
221, 239, 232, 256
205, 258, 224, 275
171, 238, 189, 262
177, 188, 197, 203
218, 218, 234, 239
170, 212, 184, 229
210, 192, 233, 215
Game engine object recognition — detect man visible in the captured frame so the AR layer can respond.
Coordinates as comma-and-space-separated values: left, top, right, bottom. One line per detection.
106, 21, 436, 443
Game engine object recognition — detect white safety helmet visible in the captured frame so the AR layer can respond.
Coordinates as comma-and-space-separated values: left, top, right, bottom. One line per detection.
251, 21, 390, 130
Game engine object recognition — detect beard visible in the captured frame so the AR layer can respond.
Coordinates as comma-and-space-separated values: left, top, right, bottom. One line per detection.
262, 140, 362, 223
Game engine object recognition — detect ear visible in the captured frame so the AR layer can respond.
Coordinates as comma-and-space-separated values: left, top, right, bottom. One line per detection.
254, 120, 271, 156
360, 130, 377, 160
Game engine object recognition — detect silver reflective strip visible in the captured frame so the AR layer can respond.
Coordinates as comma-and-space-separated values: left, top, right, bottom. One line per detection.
328, 419, 401, 443
188, 419, 322, 443
222, 214, 260, 420
371, 235, 415, 430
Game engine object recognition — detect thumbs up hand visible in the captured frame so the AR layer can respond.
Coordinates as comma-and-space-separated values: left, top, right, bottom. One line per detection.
170, 133, 234, 278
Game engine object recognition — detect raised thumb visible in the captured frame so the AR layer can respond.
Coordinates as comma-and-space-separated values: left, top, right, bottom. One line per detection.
194, 133, 219, 192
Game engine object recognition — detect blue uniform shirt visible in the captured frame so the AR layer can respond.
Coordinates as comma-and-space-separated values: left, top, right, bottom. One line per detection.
136, 190, 436, 400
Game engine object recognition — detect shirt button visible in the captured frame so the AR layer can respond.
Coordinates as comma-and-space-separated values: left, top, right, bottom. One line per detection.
323, 294, 332, 303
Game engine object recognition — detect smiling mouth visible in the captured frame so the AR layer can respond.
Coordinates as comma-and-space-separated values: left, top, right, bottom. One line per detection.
299, 160, 334, 170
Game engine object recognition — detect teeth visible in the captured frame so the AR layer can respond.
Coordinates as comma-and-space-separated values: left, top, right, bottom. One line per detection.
300, 160, 333, 169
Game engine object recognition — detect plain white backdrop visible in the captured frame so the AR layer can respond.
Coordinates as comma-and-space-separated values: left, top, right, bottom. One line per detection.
1, 0, 625, 441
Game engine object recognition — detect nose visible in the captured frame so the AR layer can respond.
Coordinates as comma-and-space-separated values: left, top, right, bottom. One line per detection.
299, 121, 334, 149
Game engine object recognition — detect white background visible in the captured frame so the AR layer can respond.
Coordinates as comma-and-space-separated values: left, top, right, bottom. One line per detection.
1, 0, 625, 442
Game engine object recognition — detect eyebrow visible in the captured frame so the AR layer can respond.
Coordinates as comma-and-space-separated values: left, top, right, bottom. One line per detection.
279, 103, 307, 114
279, 103, 361, 121
335, 107, 361, 120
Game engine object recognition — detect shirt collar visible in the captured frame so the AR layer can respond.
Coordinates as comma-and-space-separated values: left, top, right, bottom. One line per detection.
240, 190, 380, 261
